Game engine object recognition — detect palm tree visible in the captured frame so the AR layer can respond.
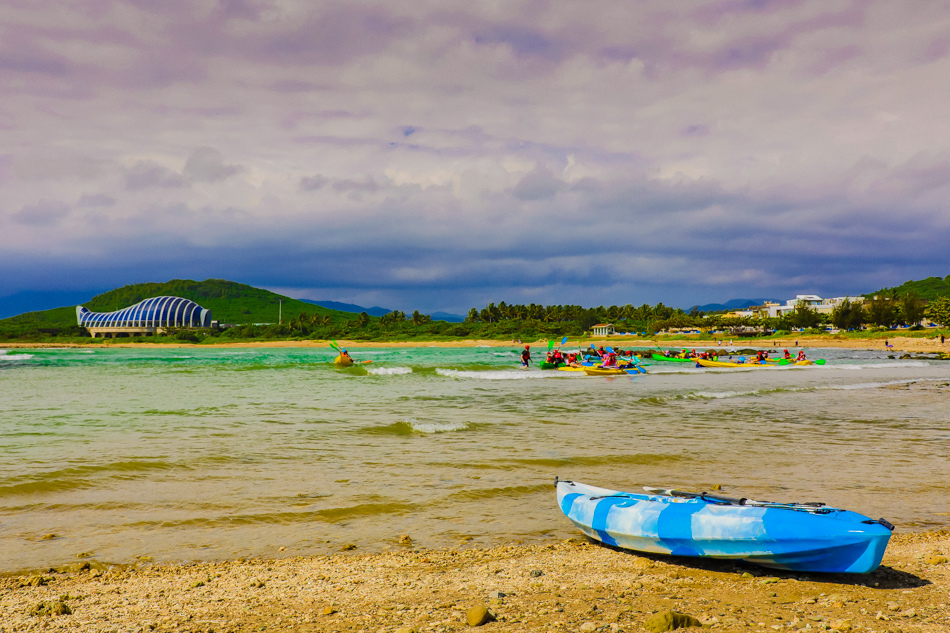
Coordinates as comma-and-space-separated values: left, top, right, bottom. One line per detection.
356, 311, 370, 328
322, 315, 332, 326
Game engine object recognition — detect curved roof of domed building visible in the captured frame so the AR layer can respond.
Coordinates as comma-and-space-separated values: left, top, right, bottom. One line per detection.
77, 296, 212, 328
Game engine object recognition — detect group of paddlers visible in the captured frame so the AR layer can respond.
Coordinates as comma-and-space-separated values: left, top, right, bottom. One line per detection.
662, 347, 808, 363
521, 344, 639, 368
661, 348, 721, 360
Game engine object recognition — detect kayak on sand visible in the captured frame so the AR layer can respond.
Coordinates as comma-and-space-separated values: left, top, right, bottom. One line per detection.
556, 479, 893, 574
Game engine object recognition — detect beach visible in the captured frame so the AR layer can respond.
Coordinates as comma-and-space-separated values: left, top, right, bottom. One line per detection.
3, 335, 949, 353
3, 531, 948, 632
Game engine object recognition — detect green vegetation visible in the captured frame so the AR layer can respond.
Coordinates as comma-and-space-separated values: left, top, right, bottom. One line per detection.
866, 275, 950, 301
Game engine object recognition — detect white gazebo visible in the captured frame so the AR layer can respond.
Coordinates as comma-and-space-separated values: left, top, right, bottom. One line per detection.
591, 323, 615, 337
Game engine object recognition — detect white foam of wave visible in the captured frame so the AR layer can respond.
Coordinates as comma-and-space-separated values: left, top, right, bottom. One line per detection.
436, 368, 539, 380
367, 366, 412, 375
0, 353, 34, 361
833, 361, 930, 370
820, 379, 916, 391
408, 419, 469, 433
690, 389, 762, 399
476, 345, 491, 348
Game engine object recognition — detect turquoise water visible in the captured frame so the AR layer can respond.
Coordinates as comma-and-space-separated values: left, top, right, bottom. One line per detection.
1, 345, 949, 571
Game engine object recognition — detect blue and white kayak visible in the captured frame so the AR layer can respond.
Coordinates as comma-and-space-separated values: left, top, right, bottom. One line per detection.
556, 479, 893, 574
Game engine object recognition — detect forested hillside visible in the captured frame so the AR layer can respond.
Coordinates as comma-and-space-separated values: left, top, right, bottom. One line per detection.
865, 275, 950, 301
0, 279, 352, 339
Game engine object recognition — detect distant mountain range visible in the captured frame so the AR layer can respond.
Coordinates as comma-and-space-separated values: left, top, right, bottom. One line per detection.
300, 300, 391, 317
300, 300, 465, 322
689, 298, 781, 313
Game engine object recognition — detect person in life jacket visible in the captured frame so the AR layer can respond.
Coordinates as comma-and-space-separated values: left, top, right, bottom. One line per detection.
784, 348, 791, 359
796, 350, 807, 361
521, 345, 531, 367
552, 349, 564, 365
756, 350, 765, 362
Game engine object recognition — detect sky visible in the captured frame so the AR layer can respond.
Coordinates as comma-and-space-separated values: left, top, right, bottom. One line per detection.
2, 0, 950, 315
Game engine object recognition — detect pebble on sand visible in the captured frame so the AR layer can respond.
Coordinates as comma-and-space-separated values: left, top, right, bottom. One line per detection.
644, 610, 702, 632
466, 604, 495, 626
399, 534, 413, 544
29, 601, 72, 616
925, 554, 948, 564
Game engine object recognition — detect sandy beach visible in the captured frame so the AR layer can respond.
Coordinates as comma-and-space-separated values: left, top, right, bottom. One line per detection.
4, 335, 949, 353
3, 531, 948, 632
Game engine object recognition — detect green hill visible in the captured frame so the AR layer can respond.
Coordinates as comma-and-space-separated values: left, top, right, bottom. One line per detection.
1, 278, 354, 329
864, 275, 950, 301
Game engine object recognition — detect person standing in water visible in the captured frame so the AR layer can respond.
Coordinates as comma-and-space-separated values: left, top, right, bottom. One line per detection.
521, 345, 532, 368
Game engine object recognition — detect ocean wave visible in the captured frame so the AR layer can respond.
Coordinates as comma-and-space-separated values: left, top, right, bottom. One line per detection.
820, 379, 917, 391
833, 361, 930, 370
689, 389, 763, 399
435, 368, 541, 380
359, 419, 470, 436
0, 352, 34, 361
366, 366, 412, 375
407, 420, 469, 433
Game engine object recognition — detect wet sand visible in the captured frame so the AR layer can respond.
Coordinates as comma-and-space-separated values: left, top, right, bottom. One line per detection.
3, 531, 948, 632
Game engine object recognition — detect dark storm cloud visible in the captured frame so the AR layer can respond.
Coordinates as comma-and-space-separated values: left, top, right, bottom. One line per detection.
3, 1, 950, 311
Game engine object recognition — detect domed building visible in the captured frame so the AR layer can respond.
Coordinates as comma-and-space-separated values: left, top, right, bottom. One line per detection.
76, 296, 212, 338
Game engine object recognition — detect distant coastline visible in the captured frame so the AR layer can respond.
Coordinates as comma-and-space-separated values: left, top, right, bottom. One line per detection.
3, 334, 949, 354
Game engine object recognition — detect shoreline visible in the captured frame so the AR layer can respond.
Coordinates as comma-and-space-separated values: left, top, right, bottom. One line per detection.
3, 531, 947, 632
3, 335, 949, 353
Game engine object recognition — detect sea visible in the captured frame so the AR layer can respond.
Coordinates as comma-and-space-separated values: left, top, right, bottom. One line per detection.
1, 344, 948, 572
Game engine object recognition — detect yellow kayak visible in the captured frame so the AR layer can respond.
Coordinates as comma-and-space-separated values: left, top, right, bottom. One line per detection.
695, 358, 772, 369
583, 367, 629, 376
557, 366, 587, 372
333, 354, 352, 366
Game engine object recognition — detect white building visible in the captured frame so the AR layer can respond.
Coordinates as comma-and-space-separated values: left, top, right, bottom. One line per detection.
591, 323, 615, 337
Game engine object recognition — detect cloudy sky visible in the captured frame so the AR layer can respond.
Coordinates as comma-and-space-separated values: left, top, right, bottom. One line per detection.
2, 0, 950, 314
